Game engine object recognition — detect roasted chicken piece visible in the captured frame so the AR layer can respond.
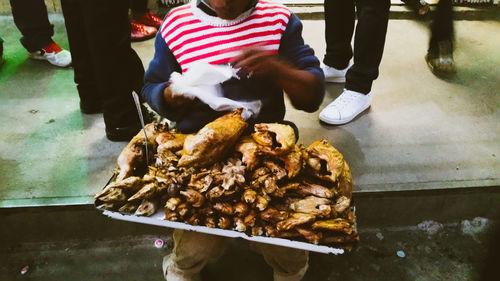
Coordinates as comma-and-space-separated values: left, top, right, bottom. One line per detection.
221, 158, 246, 190
94, 176, 143, 199
218, 216, 232, 229
276, 212, 316, 232
304, 140, 344, 183
242, 189, 258, 204
311, 218, 353, 235
128, 182, 157, 202
321, 232, 359, 244
135, 198, 159, 216
207, 186, 225, 201
251, 174, 278, 195
233, 217, 247, 232
243, 210, 257, 227
264, 225, 278, 237
336, 161, 353, 199
178, 109, 248, 168
180, 189, 205, 208
156, 149, 179, 167
156, 132, 188, 153
97, 188, 127, 203
290, 196, 331, 218
296, 181, 334, 199
260, 207, 289, 223
333, 196, 351, 214
177, 203, 190, 218
165, 197, 182, 211
234, 136, 260, 171
277, 145, 303, 179
187, 213, 201, 225
255, 195, 269, 211
96, 202, 121, 211
263, 160, 287, 180
118, 202, 140, 214
165, 209, 179, 221
273, 182, 300, 197
252, 226, 264, 236
252, 123, 295, 156
213, 202, 234, 215
188, 171, 213, 193
296, 227, 323, 244
205, 216, 217, 228
116, 122, 168, 181
234, 202, 249, 217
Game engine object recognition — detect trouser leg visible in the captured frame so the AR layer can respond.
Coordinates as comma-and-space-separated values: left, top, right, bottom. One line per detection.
130, 0, 149, 13
77, 0, 145, 128
429, 0, 454, 52
9, 0, 54, 52
165, 230, 227, 281
252, 243, 309, 281
323, 0, 355, 70
60, 0, 100, 107
345, 0, 390, 94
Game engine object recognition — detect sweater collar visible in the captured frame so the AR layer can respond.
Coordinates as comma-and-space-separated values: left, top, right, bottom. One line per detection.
193, 0, 258, 26
196, 0, 259, 17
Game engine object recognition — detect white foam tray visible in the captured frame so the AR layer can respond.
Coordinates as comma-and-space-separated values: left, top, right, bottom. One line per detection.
102, 208, 345, 255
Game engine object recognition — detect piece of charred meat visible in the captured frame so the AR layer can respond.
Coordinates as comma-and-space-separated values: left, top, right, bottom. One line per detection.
252, 123, 296, 156
276, 212, 316, 232
178, 109, 248, 168
311, 218, 353, 235
304, 140, 344, 183
296, 181, 334, 199
135, 198, 159, 217
290, 196, 331, 218
234, 136, 260, 171
128, 182, 157, 202
180, 189, 205, 208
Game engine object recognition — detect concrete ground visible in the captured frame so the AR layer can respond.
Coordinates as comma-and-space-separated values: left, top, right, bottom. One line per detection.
1, 6, 500, 281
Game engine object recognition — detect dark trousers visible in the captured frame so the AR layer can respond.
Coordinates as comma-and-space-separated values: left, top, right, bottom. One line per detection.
61, 0, 145, 128
130, 0, 148, 13
9, 0, 54, 52
429, 0, 454, 52
323, 0, 390, 94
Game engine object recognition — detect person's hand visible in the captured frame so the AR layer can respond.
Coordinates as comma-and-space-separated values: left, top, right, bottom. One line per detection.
232, 46, 286, 79
163, 85, 193, 107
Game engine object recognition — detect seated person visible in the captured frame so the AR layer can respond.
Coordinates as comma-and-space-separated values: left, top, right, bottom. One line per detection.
141, 0, 324, 280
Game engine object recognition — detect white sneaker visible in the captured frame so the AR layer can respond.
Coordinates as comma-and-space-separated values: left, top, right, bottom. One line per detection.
29, 48, 72, 67
319, 90, 372, 125
320, 62, 350, 83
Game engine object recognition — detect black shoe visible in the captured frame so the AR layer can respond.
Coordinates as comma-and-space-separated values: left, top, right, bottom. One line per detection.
80, 101, 103, 114
426, 40, 456, 77
105, 124, 142, 142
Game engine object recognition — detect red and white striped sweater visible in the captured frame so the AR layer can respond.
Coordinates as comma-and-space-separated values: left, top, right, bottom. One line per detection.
160, 0, 291, 73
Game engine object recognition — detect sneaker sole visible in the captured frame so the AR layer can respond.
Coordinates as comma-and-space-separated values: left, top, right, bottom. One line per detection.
325, 76, 346, 83
319, 101, 371, 125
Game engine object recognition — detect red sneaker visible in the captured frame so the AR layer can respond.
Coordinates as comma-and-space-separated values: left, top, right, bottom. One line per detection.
132, 9, 163, 29
131, 22, 157, 42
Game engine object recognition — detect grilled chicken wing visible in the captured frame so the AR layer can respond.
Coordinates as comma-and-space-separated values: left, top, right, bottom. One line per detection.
336, 161, 353, 199
297, 181, 334, 199
178, 109, 248, 168
304, 140, 344, 183
276, 212, 316, 232
180, 189, 205, 208
128, 182, 157, 202
290, 196, 331, 218
252, 123, 296, 156
235, 136, 260, 171
116, 122, 169, 181
311, 218, 353, 234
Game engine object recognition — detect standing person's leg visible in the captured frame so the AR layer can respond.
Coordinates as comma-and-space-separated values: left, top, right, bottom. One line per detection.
9, 0, 53, 52
346, 0, 390, 95
319, 0, 390, 125
426, 0, 455, 75
79, 0, 146, 141
60, 0, 100, 114
323, 0, 355, 71
164, 230, 227, 281
10, 0, 71, 67
252, 243, 309, 281
322, 0, 355, 83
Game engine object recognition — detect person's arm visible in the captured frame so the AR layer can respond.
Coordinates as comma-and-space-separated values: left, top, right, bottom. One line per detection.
141, 32, 192, 120
233, 14, 324, 112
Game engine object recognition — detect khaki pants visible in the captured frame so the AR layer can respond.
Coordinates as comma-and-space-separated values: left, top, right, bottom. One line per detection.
164, 229, 309, 281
